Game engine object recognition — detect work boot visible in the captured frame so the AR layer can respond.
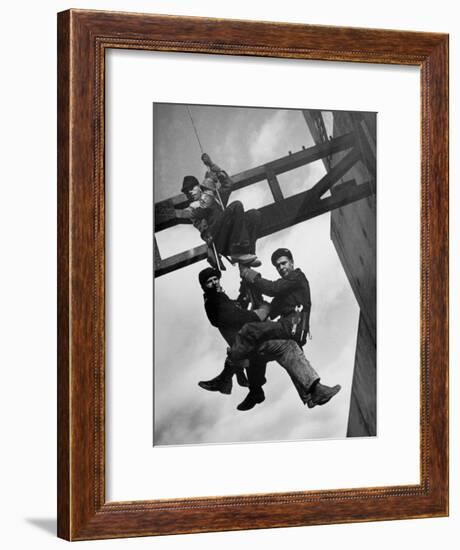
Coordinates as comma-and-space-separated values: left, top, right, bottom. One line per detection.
246, 258, 262, 268
305, 395, 314, 408
307, 382, 341, 408
198, 366, 233, 395
230, 253, 258, 264
237, 388, 265, 411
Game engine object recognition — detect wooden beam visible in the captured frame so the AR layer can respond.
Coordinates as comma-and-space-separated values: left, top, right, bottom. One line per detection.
155, 179, 374, 277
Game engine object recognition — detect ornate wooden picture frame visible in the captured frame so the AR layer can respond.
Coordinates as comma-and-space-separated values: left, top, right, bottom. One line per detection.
57, 9, 448, 541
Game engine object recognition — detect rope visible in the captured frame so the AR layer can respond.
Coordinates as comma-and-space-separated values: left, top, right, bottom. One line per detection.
186, 105, 237, 271
186, 106, 226, 211
186, 105, 204, 155
214, 187, 225, 211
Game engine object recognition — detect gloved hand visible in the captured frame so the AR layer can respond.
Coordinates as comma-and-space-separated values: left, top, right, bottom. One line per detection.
203, 233, 214, 246
240, 266, 260, 283
201, 153, 212, 167
239, 264, 249, 276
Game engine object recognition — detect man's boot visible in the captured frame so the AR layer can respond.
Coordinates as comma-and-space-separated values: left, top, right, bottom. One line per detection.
230, 253, 260, 266
307, 382, 341, 409
237, 387, 265, 411
198, 362, 234, 394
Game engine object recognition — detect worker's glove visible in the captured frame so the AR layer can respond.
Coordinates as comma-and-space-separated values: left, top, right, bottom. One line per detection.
241, 267, 260, 284
201, 177, 217, 192
239, 265, 249, 276
201, 153, 212, 167
203, 234, 214, 246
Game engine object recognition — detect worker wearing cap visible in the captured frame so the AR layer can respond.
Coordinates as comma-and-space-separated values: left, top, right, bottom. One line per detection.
197, 267, 268, 410
198, 267, 333, 411
177, 154, 261, 266
228, 247, 341, 407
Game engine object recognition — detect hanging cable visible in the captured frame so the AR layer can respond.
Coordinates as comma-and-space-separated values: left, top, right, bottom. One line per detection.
186, 105, 226, 212
186, 105, 204, 155
185, 105, 234, 272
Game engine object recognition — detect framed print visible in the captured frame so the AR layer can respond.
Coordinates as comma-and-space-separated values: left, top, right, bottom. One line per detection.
57, 9, 448, 540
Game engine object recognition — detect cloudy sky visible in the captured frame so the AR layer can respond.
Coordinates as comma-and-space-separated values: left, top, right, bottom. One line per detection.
153, 104, 360, 446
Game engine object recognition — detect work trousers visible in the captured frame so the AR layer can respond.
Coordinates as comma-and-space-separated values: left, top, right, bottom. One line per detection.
220, 327, 266, 391
230, 320, 320, 403
231, 319, 293, 361
232, 357, 267, 390
223, 323, 319, 403
256, 339, 319, 404
213, 201, 261, 256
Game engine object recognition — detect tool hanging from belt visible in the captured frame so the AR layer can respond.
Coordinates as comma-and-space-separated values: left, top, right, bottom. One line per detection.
210, 241, 226, 272
291, 305, 311, 346
240, 280, 263, 311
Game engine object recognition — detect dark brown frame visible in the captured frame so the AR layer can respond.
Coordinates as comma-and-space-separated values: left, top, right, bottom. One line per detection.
57, 9, 449, 541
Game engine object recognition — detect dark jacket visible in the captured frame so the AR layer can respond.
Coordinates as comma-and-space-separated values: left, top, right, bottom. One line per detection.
251, 268, 311, 330
182, 166, 233, 241
204, 290, 259, 345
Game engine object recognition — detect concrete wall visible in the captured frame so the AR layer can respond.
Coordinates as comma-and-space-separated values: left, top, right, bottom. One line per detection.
329, 111, 377, 437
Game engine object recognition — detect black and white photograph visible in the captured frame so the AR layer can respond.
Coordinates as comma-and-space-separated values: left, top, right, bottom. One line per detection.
153, 103, 376, 446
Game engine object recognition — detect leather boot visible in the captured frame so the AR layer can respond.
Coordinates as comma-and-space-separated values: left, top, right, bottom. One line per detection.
198, 363, 233, 394
307, 382, 341, 408
237, 388, 265, 411
230, 253, 259, 265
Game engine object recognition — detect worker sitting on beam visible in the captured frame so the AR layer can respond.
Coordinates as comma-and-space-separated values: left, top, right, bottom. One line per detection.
177, 153, 261, 267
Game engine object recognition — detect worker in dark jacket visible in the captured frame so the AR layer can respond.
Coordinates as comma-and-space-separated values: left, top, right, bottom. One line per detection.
176, 153, 261, 266
198, 267, 269, 410
229, 247, 341, 406
198, 267, 331, 411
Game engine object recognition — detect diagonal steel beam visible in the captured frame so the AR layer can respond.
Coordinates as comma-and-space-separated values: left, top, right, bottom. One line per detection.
309, 147, 361, 198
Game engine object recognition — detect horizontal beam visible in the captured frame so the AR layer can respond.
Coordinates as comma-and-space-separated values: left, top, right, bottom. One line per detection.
231, 131, 355, 188
155, 244, 208, 276
260, 179, 372, 237
154, 132, 356, 231
155, 179, 374, 277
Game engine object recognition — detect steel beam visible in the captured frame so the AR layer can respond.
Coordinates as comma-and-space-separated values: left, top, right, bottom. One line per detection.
310, 147, 361, 198
155, 179, 373, 277
154, 132, 356, 232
